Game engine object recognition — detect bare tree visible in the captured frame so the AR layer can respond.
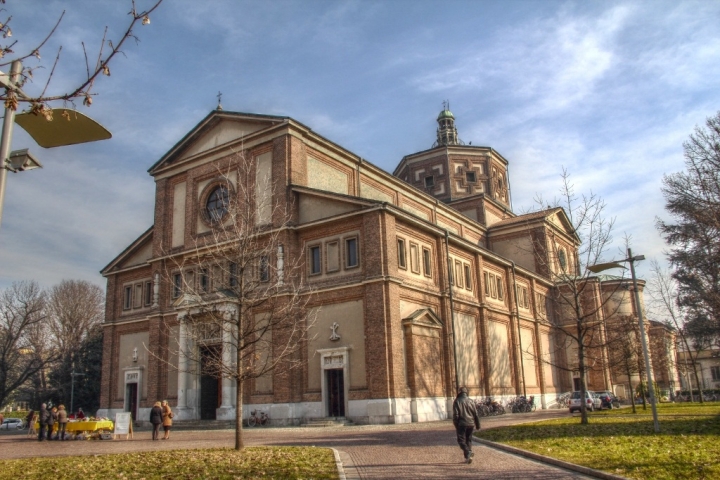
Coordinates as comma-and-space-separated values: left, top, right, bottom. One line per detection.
0, 280, 56, 407
45, 280, 104, 406
604, 314, 645, 412
647, 260, 704, 402
163, 151, 315, 450
0, 0, 163, 113
531, 168, 621, 424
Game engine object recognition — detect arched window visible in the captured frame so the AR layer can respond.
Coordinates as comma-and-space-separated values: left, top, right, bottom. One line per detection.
558, 248, 567, 272
206, 185, 229, 222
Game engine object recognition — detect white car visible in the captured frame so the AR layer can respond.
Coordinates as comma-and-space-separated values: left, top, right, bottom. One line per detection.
569, 391, 601, 413
0, 418, 25, 430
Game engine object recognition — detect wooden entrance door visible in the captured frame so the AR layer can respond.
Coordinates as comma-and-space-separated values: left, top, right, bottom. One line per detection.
200, 345, 221, 420
125, 383, 138, 421
326, 369, 345, 417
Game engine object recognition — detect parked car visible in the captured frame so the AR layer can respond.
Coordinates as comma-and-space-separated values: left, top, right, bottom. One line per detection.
569, 390, 601, 413
596, 391, 621, 409
0, 418, 25, 430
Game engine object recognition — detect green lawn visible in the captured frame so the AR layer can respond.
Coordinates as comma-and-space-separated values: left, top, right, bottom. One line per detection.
476, 403, 720, 480
0, 446, 338, 480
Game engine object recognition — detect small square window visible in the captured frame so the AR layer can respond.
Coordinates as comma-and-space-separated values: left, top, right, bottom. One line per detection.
346, 237, 359, 268
309, 246, 321, 275
397, 239, 406, 269
466, 171, 476, 183
422, 248, 432, 277
424, 176, 435, 188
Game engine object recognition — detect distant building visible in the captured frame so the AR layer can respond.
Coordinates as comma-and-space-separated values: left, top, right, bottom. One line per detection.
97, 106, 674, 423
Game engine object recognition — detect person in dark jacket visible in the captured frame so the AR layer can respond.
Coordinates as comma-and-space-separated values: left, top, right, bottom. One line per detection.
38, 403, 50, 441
453, 387, 480, 464
48, 406, 57, 440
149, 401, 163, 440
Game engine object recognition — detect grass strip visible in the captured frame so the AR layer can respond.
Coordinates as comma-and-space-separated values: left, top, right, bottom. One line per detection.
0, 446, 338, 480
477, 404, 720, 480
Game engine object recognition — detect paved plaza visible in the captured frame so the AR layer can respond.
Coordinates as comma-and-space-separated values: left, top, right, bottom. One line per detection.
0, 411, 609, 479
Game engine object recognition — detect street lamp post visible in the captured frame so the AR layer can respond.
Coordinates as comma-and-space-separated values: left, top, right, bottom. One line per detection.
0, 59, 111, 230
70, 370, 85, 416
588, 248, 661, 433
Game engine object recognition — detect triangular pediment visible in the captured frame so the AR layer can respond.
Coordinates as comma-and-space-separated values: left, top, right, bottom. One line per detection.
293, 185, 378, 224
402, 308, 443, 328
148, 110, 289, 176
101, 227, 153, 274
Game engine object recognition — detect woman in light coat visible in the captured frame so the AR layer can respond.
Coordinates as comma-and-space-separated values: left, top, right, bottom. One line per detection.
161, 400, 173, 440
56, 405, 68, 440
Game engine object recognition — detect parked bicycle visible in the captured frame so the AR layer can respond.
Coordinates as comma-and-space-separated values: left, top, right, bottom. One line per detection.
475, 397, 505, 416
508, 395, 535, 413
248, 410, 269, 427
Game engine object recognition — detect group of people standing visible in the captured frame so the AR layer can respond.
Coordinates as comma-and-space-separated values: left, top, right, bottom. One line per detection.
36, 403, 73, 441
149, 400, 173, 440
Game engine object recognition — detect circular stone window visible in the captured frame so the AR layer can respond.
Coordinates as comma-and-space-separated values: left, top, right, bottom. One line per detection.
205, 185, 230, 223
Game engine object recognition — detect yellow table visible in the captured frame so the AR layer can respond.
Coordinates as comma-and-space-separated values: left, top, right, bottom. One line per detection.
35, 420, 114, 433
66, 421, 114, 433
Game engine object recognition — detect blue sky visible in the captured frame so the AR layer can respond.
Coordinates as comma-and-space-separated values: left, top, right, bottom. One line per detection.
0, 0, 718, 290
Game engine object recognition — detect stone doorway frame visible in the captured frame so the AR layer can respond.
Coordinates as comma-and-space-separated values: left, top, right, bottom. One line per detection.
317, 347, 349, 418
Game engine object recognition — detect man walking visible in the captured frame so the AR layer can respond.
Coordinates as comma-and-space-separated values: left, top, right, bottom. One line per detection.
453, 387, 480, 464
38, 403, 49, 442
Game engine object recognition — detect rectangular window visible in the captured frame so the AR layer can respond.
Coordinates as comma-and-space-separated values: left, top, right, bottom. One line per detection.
484, 272, 490, 297
346, 237, 358, 268
489, 274, 497, 298
173, 273, 182, 298
133, 284, 143, 308
259, 256, 270, 282
123, 286, 132, 310
309, 246, 321, 275
536, 293, 547, 315
144, 281, 153, 307
200, 268, 209, 293
464, 264, 472, 290
397, 239, 406, 269
409, 243, 420, 274
229, 263, 238, 288
422, 248, 432, 277
496, 276, 504, 300
455, 261, 464, 288
711, 366, 720, 381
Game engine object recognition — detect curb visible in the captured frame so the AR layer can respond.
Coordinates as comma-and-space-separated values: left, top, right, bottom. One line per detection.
473, 437, 629, 480
331, 448, 346, 480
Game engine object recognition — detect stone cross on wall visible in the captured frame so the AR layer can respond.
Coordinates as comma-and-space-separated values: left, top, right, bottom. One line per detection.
330, 322, 341, 341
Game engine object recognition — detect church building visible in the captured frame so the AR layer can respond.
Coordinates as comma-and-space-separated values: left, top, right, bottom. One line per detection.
97, 105, 661, 424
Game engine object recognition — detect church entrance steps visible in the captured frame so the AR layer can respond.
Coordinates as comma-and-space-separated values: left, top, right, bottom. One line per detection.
301, 417, 353, 428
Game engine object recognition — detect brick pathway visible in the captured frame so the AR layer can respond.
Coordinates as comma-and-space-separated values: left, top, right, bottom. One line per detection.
0, 410, 599, 479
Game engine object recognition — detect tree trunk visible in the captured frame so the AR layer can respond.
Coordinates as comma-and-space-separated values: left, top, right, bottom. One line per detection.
235, 378, 244, 450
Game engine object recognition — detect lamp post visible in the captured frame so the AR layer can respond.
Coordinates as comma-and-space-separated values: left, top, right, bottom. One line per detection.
70, 370, 86, 416
0, 59, 111, 230
588, 248, 661, 432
